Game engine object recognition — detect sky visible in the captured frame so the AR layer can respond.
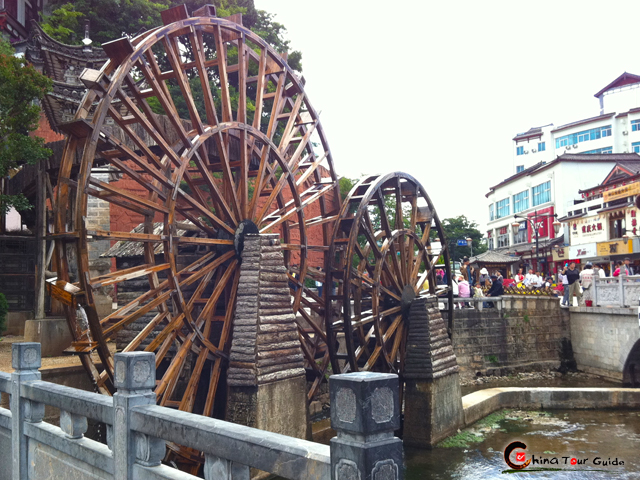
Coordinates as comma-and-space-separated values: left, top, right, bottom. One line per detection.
255, 0, 640, 232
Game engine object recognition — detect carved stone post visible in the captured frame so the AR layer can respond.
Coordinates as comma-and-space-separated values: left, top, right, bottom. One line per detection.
329, 372, 403, 480
112, 352, 164, 480
403, 297, 464, 447
11, 342, 44, 480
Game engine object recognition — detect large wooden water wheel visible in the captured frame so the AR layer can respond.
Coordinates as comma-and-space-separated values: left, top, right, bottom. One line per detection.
324, 173, 453, 382
53, 3, 340, 443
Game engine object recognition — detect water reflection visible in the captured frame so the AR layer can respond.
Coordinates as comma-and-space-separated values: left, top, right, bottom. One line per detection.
405, 410, 640, 479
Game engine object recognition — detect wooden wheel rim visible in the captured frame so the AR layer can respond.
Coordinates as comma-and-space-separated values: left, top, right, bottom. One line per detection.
325, 172, 453, 377
53, 11, 341, 424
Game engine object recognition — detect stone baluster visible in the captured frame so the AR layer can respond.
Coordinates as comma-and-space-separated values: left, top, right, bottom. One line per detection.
593, 276, 599, 306
204, 455, 250, 480
60, 410, 88, 439
112, 352, 164, 480
11, 342, 45, 480
329, 372, 403, 480
620, 274, 626, 307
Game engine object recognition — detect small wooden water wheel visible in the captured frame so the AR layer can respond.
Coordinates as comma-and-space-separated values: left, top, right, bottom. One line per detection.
52, 4, 340, 462
324, 173, 453, 381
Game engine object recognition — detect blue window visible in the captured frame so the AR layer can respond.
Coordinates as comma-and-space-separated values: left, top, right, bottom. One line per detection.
516, 146, 524, 155
513, 190, 529, 213
633, 142, 640, 153
555, 125, 612, 148
489, 203, 494, 221
582, 147, 612, 154
513, 222, 528, 244
538, 142, 546, 152
532, 181, 551, 206
516, 165, 524, 173
496, 198, 510, 219
632, 120, 640, 132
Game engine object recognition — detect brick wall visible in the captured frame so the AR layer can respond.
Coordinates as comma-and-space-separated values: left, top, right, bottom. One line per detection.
451, 296, 571, 377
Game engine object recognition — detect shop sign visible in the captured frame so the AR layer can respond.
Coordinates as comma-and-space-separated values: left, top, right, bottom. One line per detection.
552, 247, 567, 262
569, 243, 597, 259
596, 240, 634, 256
570, 215, 607, 243
603, 182, 640, 203
527, 206, 555, 243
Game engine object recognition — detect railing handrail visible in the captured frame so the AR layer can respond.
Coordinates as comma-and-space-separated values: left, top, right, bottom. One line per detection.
1, 343, 403, 480
130, 405, 330, 479
20, 380, 114, 425
0, 371, 9, 393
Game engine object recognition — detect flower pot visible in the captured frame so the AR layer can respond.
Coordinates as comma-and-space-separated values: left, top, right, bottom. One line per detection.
585, 300, 593, 307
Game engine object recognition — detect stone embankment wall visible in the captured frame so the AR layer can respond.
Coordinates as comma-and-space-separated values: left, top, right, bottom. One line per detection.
451, 296, 571, 378
569, 306, 639, 381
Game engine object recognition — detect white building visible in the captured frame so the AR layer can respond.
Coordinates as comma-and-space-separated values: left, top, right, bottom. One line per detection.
485, 153, 640, 275
564, 161, 640, 271
512, 73, 640, 174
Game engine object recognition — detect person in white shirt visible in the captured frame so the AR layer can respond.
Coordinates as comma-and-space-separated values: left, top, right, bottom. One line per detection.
535, 271, 544, 288
523, 269, 536, 288
593, 264, 606, 278
580, 263, 595, 305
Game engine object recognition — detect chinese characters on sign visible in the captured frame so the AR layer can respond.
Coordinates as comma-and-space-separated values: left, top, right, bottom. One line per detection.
570, 215, 607, 244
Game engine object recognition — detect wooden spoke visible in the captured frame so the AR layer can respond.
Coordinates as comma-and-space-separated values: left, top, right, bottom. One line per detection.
53, 9, 341, 472
325, 172, 452, 389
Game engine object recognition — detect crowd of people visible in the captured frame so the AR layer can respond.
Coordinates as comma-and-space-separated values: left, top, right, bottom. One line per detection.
444, 256, 640, 309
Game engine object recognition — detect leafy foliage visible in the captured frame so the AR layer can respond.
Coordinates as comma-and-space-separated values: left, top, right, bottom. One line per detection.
0, 292, 8, 336
40, 3, 84, 44
42, 0, 171, 45
339, 176, 358, 201
434, 215, 487, 261
40, 0, 302, 72
0, 41, 52, 214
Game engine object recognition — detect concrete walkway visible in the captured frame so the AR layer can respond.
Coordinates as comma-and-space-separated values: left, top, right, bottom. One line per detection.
463, 386, 640, 427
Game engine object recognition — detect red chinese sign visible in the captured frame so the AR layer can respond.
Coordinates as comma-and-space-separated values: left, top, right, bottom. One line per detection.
527, 206, 555, 243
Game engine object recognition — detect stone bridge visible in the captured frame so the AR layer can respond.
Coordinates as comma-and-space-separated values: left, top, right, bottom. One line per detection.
569, 306, 640, 384
447, 297, 640, 385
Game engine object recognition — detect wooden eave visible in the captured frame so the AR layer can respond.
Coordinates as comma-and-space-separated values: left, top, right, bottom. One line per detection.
594, 72, 640, 99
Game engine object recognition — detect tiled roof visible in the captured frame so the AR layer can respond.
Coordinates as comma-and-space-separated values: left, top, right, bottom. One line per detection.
551, 113, 615, 134
470, 250, 520, 264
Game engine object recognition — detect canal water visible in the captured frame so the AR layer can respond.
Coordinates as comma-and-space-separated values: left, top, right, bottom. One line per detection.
405, 409, 640, 479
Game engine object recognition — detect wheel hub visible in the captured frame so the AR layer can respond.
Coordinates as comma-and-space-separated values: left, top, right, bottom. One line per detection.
234, 219, 259, 255
401, 284, 416, 321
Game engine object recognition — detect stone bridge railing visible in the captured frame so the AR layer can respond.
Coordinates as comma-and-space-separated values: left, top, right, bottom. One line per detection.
593, 275, 640, 307
0, 343, 403, 480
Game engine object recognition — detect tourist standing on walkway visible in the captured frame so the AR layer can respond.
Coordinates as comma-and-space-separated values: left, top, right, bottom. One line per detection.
625, 257, 635, 275
562, 262, 581, 307
579, 263, 595, 305
457, 275, 470, 308
461, 257, 476, 290
613, 260, 628, 277
514, 268, 525, 284
523, 268, 535, 288
478, 268, 491, 288
485, 275, 504, 307
593, 264, 606, 278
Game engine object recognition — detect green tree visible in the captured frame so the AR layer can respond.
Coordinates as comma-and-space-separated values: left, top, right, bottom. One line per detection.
40, 3, 84, 44
0, 40, 52, 215
40, 0, 302, 72
42, 0, 171, 45
435, 215, 487, 261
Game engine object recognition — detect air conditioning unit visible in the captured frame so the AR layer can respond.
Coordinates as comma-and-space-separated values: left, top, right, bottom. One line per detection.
623, 130, 629, 135
532, 148, 537, 153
